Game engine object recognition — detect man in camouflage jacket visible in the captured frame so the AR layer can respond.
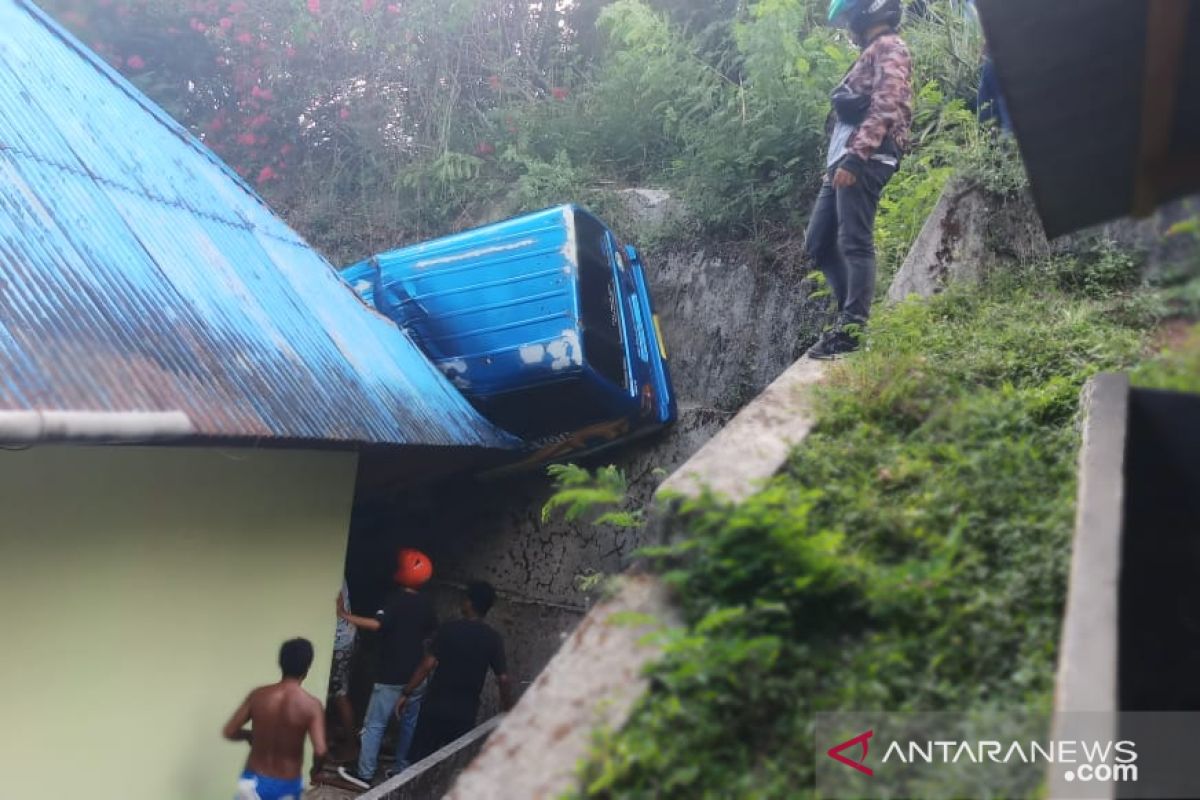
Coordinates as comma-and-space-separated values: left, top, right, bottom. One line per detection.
805, 0, 913, 360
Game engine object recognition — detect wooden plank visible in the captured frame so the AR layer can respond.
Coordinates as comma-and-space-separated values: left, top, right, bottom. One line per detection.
1132, 0, 1191, 216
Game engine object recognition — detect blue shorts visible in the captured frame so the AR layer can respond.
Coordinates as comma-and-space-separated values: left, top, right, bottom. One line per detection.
235, 770, 303, 800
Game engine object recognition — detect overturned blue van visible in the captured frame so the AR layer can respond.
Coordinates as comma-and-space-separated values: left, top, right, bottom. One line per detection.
343, 205, 676, 469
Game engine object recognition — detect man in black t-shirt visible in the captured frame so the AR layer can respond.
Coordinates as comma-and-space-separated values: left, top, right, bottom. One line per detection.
403, 581, 514, 762
336, 549, 437, 788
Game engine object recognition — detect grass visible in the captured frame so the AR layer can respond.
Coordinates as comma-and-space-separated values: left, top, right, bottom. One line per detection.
563, 262, 1169, 799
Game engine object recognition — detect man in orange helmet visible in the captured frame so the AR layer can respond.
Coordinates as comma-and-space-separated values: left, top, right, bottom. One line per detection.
335, 548, 436, 789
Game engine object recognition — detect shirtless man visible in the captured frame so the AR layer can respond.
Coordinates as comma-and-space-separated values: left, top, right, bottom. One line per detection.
223, 638, 328, 800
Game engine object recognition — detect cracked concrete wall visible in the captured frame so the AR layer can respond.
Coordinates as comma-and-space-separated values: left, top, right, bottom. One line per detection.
889, 180, 1199, 303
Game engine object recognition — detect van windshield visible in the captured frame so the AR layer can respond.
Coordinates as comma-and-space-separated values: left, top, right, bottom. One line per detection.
576, 213, 628, 391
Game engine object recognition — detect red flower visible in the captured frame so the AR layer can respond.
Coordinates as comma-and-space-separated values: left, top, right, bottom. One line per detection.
475, 141, 495, 156
249, 114, 270, 129
551, 86, 569, 101
307, 0, 320, 13
387, 4, 400, 13
236, 32, 253, 45
338, 107, 351, 120
236, 132, 256, 146
125, 55, 145, 70
251, 86, 274, 101
218, 17, 233, 30
362, 0, 378, 11
257, 166, 276, 183
227, 1, 247, 12
488, 74, 501, 91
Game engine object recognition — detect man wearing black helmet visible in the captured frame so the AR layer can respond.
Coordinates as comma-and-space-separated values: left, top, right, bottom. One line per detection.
805, 0, 912, 359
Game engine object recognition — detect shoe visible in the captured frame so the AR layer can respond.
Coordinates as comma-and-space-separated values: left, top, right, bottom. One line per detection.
337, 765, 371, 790
807, 329, 859, 360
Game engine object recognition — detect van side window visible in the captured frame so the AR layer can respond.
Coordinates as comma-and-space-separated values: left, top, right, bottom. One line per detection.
576, 213, 628, 391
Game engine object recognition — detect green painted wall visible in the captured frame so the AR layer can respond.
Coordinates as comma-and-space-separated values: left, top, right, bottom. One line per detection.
0, 445, 357, 799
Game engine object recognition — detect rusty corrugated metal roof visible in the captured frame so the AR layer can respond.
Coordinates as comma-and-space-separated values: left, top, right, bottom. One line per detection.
0, 0, 517, 450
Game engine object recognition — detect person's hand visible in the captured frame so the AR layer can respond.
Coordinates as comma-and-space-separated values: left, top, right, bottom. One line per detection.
393, 695, 408, 720
832, 167, 857, 189
336, 592, 348, 619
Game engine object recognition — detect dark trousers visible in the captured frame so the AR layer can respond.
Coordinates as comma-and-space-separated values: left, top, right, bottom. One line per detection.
408, 703, 476, 763
804, 160, 895, 327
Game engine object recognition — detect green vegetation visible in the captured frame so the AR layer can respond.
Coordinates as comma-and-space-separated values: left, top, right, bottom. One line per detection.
46, 0, 986, 260
550, 256, 1180, 798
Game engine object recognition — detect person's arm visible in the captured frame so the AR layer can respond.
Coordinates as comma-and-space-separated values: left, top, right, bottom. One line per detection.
496, 673, 514, 712
492, 637, 515, 712
394, 653, 438, 719
222, 694, 253, 743
337, 592, 381, 631
842, 36, 912, 178
307, 700, 328, 779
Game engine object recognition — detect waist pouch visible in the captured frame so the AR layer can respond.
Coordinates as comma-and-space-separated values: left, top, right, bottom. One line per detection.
831, 84, 870, 126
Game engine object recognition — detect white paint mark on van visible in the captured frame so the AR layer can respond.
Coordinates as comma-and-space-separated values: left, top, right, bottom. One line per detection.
439, 358, 471, 388
547, 329, 582, 370
414, 239, 536, 269
519, 344, 546, 364
561, 206, 578, 266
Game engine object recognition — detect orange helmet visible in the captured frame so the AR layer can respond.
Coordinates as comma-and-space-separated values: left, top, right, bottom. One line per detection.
394, 548, 433, 589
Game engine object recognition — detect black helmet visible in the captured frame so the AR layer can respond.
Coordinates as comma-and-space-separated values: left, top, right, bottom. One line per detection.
828, 0, 902, 34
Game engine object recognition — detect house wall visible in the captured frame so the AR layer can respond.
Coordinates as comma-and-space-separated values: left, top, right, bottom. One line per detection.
0, 445, 357, 800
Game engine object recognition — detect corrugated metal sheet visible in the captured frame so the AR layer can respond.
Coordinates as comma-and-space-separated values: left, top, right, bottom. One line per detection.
0, 1, 517, 450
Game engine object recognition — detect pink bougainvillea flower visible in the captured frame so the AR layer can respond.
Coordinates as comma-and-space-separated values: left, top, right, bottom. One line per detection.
338, 107, 351, 120
257, 166, 276, 183
249, 114, 270, 129
251, 86, 274, 101
551, 86, 569, 100
227, 1, 247, 13
280, 143, 294, 156
236, 31, 253, 45
387, 4, 400, 14
307, 0, 320, 14
475, 141, 495, 156
285, 46, 297, 59
236, 132, 256, 146
125, 55, 145, 70
218, 17, 233, 30
362, 0, 378, 11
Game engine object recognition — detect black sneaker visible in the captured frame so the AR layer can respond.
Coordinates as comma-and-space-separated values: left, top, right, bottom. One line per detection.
806, 329, 859, 360
337, 766, 371, 790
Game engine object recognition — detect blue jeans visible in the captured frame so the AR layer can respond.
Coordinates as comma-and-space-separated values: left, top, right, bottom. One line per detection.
357, 680, 426, 780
